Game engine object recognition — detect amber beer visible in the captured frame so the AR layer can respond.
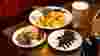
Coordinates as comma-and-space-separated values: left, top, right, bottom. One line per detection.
72, 1, 90, 31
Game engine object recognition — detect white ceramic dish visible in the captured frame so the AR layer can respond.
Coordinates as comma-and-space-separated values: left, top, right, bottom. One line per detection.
12, 25, 46, 48
48, 29, 83, 51
29, 6, 72, 29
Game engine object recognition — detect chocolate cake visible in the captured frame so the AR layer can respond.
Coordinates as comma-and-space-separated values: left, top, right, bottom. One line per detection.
57, 31, 76, 49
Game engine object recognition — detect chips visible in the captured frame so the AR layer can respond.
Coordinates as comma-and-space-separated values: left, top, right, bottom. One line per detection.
35, 11, 64, 27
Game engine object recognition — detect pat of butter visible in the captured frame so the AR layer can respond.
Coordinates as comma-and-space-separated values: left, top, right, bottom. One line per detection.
31, 10, 43, 16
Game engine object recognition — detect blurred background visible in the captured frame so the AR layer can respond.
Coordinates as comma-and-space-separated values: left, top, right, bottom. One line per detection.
0, 0, 100, 56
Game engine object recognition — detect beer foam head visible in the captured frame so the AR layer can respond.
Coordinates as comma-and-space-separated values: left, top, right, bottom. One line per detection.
72, 1, 89, 10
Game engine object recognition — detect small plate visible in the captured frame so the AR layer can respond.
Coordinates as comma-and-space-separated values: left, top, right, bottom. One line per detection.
48, 29, 83, 51
12, 25, 46, 48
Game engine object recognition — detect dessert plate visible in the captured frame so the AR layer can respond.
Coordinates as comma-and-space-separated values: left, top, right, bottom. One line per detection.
48, 29, 83, 51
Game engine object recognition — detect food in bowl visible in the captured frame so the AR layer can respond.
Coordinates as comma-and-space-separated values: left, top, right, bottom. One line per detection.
12, 25, 46, 48
35, 11, 64, 27
16, 30, 42, 45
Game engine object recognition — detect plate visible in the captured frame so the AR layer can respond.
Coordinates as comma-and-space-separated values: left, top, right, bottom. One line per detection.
12, 25, 46, 48
29, 6, 72, 29
48, 29, 83, 51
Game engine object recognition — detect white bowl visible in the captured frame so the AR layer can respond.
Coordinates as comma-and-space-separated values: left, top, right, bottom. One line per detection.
48, 29, 83, 51
29, 6, 72, 29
